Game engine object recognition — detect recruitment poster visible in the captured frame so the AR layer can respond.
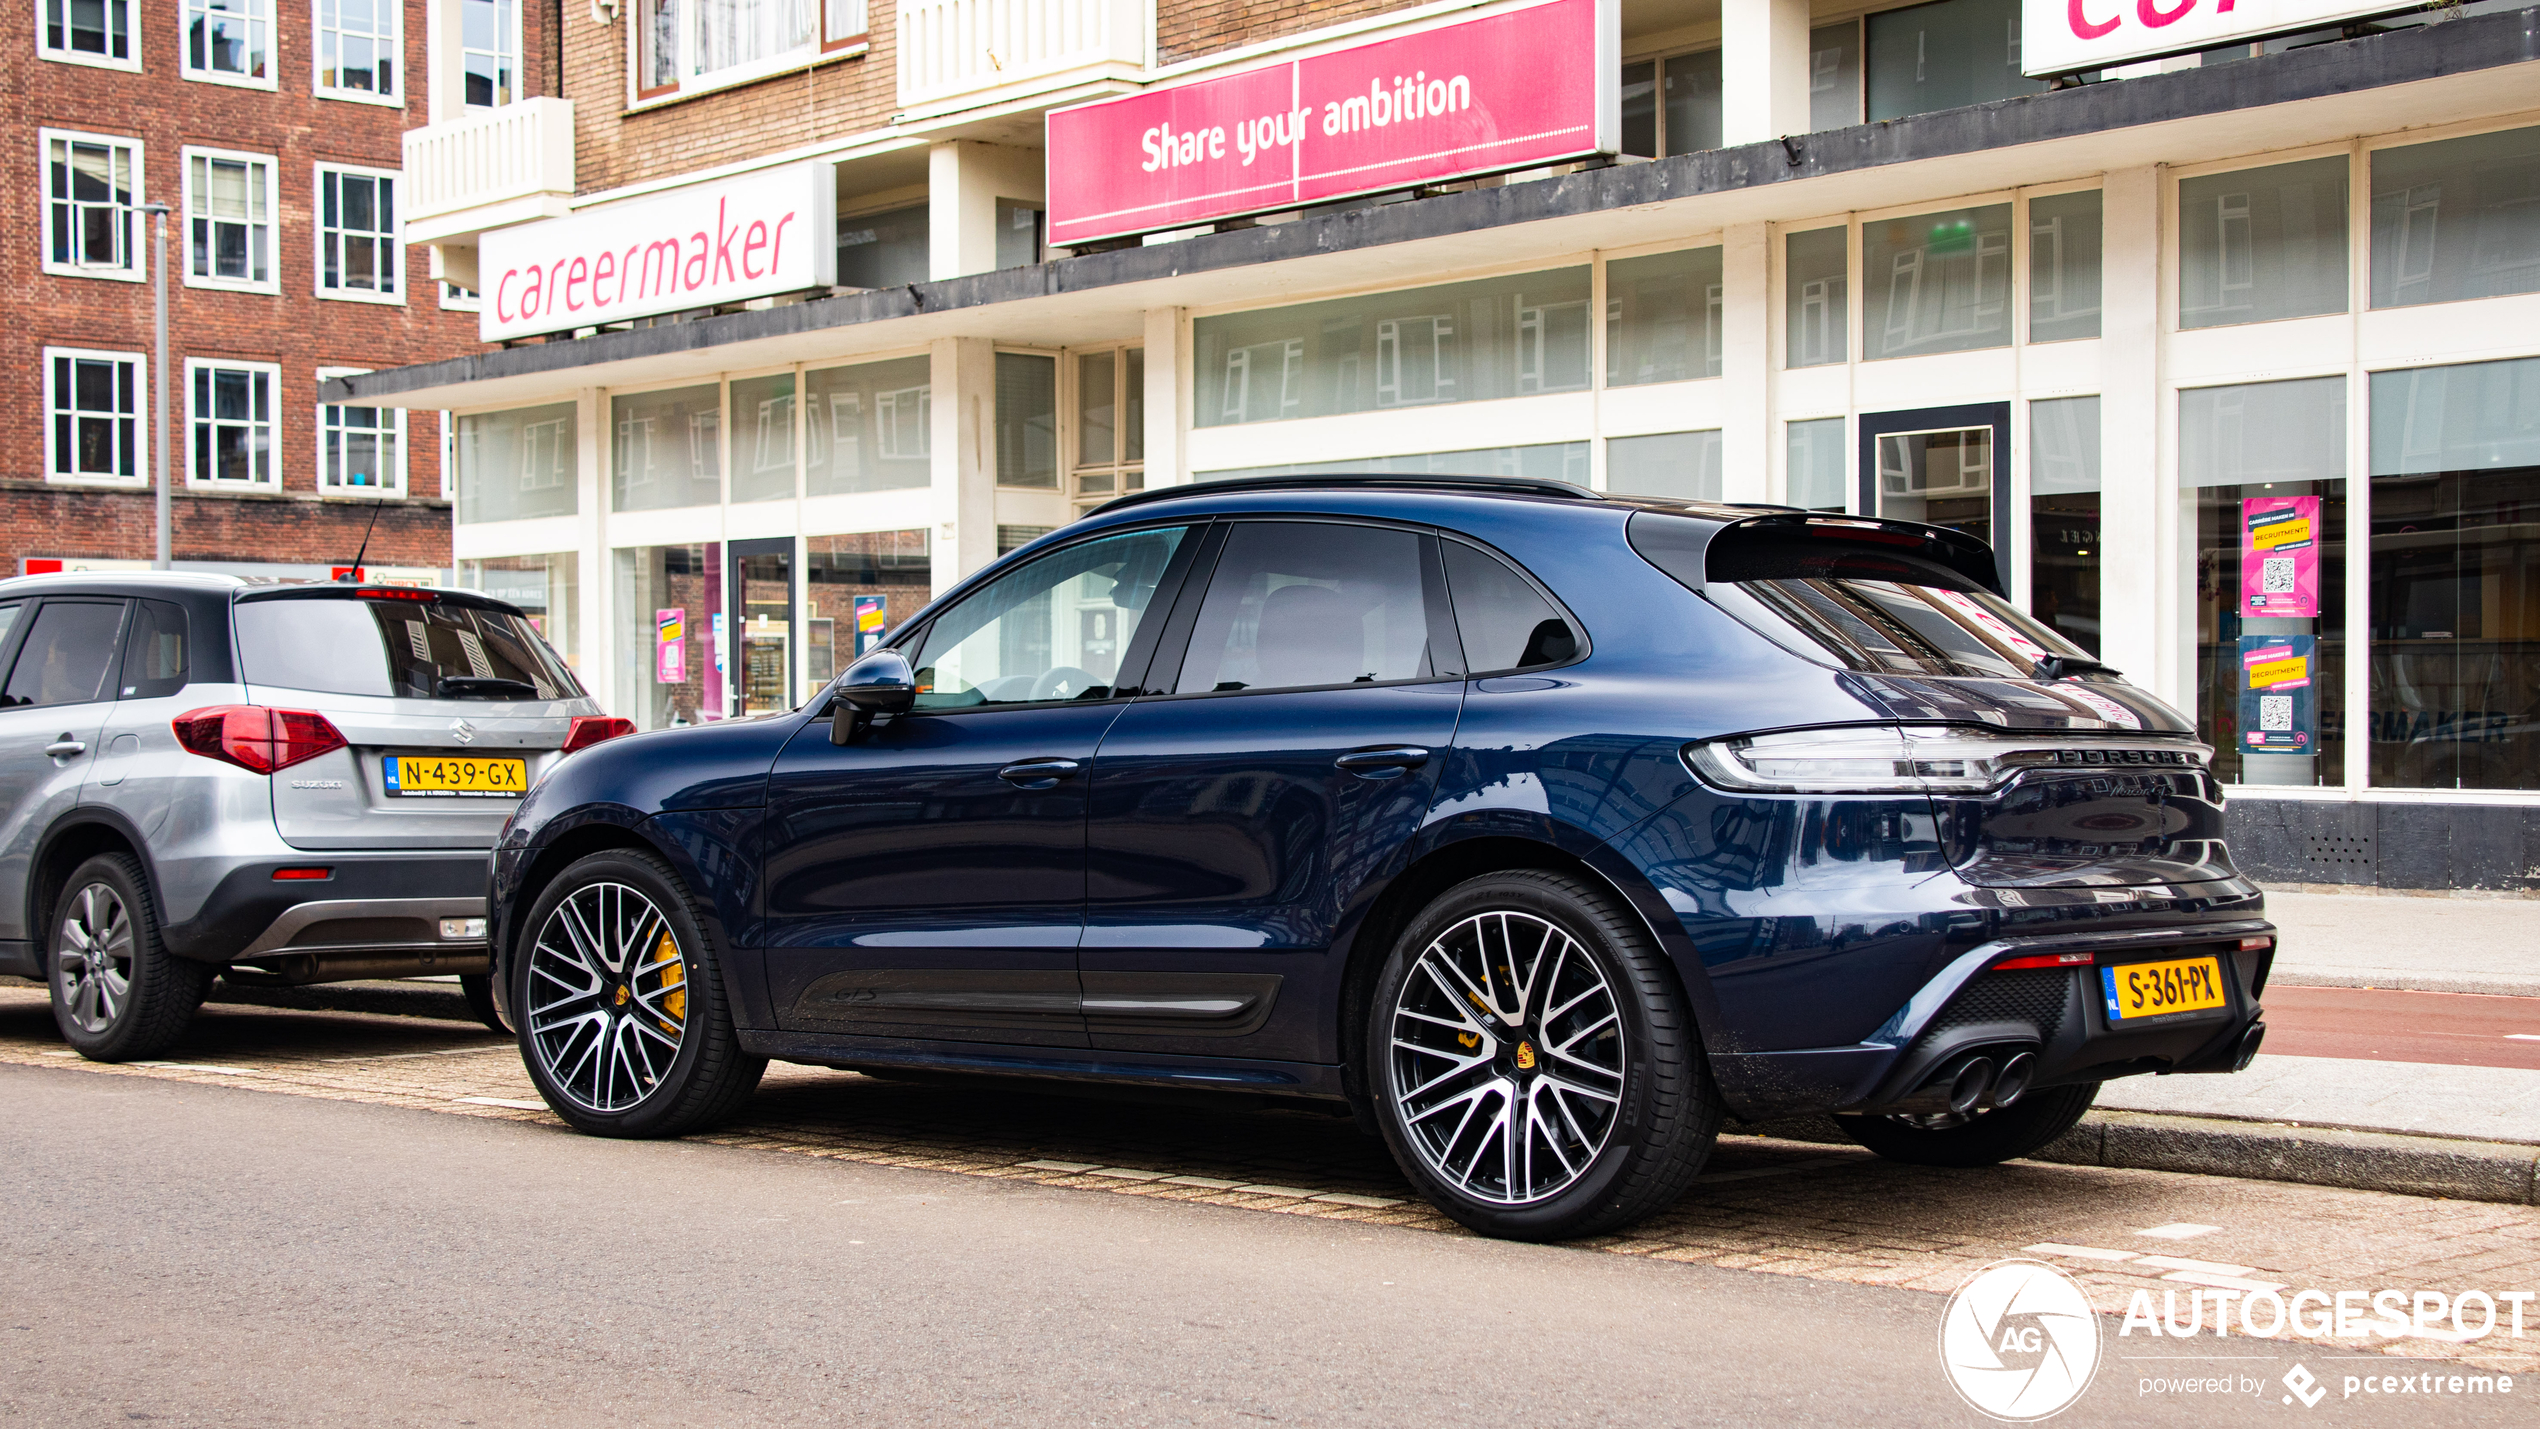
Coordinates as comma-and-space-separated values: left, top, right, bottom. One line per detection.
854, 594, 888, 656
2240, 495, 2321, 619
2238, 634, 2316, 753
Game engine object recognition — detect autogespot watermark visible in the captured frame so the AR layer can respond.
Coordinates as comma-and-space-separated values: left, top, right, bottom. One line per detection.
1940, 1260, 2529, 1419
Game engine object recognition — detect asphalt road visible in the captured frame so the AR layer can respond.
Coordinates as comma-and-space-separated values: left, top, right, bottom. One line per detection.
2, 1064, 2528, 1429
2260, 987, 2540, 1069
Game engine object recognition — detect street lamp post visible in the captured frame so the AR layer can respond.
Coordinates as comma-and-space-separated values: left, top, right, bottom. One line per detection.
141, 202, 172, 570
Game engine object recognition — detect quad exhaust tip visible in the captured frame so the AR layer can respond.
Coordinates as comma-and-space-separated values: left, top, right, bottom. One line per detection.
1991, 1051, 2035, 1109
1946, 1056, 1997, 1117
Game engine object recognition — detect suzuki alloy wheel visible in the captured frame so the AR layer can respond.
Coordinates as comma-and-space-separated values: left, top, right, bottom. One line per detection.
49, 853, 211, 1062
1368, 870, 1721, 1240
1836, 1082, 2101, 1168
513, 850, 764, 1137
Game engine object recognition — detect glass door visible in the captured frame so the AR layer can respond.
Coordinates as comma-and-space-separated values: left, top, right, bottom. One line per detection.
1859, 402, 2012, 591
730, 537, 795, 717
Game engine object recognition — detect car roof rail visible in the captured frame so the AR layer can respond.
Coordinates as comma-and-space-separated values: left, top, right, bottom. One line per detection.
1090, 472, 1604, 516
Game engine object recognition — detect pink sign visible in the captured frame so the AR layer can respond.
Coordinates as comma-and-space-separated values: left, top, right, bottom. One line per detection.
2240, 496, 2321, 620
1046, 0, 1618, 247
656, 607, 686, 684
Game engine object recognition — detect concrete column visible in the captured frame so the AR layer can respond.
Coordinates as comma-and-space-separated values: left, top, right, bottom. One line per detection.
2096, 166, 2167, 702
1718, 0, 1811, 146
928, 142, 1048, 282
424, 0, 465, 124
1719, 222, 1773, 503
1141, 307, 1187, 486
930, 337, 997, 590
574, 387, 609, 704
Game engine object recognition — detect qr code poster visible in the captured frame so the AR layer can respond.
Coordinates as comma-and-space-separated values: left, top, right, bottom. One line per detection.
2238, 634, 2317, 752
2258, 695, 2293, 731
2241, 497, 2320, 618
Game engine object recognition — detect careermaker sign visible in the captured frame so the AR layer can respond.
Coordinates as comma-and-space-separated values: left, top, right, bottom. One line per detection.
2023, 0, 2412, 76
1044, 0, 1620, 248
477, 163, 837, 343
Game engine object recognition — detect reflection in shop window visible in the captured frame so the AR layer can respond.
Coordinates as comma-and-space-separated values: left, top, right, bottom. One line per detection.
1787, 418, 1847, 510
1607, 430, 1722, 502
2368, 356, 2540, 791
1864, 204, 2011, 360
2184, 377, 2348, 786
2370, 125, 2540, 309
2029, 396, 2100, 654
614, 543, 719, 729
1864, 0, 2047, 122
1195, 268, 1591, 426
804, 356, 929, 495
2028, 190, 2103, 343
1607, 246, 1723, 387
1619, 51, 1723, 159
1785, 228, 1848, 369
804, 529, 929, 700
2180, 157, 2350, 330
731, 372, 795, 503
612, 383, 723, 512
1201, 443, 1589, 486
1810, 21, 1862, 131
460, 553, 578, 671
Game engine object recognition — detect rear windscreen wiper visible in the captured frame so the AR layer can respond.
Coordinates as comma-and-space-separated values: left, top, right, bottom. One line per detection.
2032, 655, 2125, 683
436, 676, 541, 700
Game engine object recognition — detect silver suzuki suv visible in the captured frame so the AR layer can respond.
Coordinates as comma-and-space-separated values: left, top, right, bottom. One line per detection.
0, 572, 620, 1060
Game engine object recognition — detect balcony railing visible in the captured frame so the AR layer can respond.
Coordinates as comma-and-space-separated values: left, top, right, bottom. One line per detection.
403, 97, 577, 245
896, 0, 1147, 115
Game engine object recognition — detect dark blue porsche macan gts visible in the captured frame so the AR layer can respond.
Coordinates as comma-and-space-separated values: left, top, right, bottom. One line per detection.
489, 475, 2274, 1240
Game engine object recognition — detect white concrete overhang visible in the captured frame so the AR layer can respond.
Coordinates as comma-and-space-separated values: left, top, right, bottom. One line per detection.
327, 11, 2540, 413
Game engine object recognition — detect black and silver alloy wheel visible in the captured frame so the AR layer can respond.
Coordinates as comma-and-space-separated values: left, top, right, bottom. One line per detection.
1367, 869, 1722, 1241
55, 882, 133, 1037
512, 849, 765, 1137
47, 852, 212, 1062
526, 881, 692, 1113
1389, 909, 1625, 1206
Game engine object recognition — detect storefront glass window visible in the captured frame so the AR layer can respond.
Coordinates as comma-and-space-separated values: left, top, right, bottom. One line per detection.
1608, 431, 1722, 501
452, 401, 576, 524
996, 352, 1058, 486
730, 371, 796, 504
1863, 203, 2013, 360
1785, 228, 1847, 369
1665, 50, 1724, 156
1606, 246, 1723, 387
2179, 157, 2350, 330
459, 552, 578, 672
1864, 0, 2047, 123
612, 383, 722, 512
1074, 347, 1145, 496
1201, 443, 1588, 484
2028, 190, 2102, 342
1193, 267, 1593, 426
2370, 124, 2540, 309
836, 203, 927, 290
804, 355, 930, 496
1787, 418, 1847, 510
1809, 21, 1861, 131
2368, 355, 2540, 790
2029, 396, 2100, 654
2184, 377, 2348, 786
613, 542, 721, 730
804, 528, 932, 702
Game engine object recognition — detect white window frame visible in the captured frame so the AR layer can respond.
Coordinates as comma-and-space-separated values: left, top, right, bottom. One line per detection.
458, 0, 520, 108
43, 346, 149, 488
181, 0, 278, 88
313, 162, 405, 304
439, 280, 481, 310
316, 367, 407, 498
629, 0, 868, 109
312, 0, 402, 104
186, 358, 283, 491
37, 0, 142, 71
182, 145, 280, 294
40, 128, 146, 283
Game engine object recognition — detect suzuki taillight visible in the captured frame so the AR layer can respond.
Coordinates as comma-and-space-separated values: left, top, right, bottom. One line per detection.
561, 716, 636, 754
172, 706, 349, 774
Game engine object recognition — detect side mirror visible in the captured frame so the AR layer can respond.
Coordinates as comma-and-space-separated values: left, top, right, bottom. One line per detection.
827, 649, 917, 745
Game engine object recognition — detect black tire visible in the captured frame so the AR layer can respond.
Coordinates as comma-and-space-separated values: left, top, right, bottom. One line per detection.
510, 850, 765, 1137
1835, 1082, 2101, 1167
459, 973, 510, 1034
1366, 869, 1721, 1241
48, 853, 213, 1062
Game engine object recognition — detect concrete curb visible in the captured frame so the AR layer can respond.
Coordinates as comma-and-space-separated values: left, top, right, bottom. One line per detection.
1747, 1110, 2540, 1206
2267, 968, 2540, 998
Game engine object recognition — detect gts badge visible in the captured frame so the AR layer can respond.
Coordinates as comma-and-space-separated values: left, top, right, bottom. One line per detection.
289, 780, 346, 790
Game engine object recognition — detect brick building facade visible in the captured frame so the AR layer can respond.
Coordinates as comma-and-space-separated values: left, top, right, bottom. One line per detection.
3, 0, 543, 578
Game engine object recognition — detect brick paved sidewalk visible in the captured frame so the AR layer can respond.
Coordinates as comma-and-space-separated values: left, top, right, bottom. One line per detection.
5, 983, 2536, 1377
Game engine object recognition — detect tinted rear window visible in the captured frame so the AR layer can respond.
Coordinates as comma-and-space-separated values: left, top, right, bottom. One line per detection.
237, 596, 581, 700
1631, 511, 2085, 679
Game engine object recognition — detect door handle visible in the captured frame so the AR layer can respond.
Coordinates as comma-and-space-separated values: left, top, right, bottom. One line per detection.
45, 736, 87, 759
1335, 746, 1429, 777
997, 758, 1082, 788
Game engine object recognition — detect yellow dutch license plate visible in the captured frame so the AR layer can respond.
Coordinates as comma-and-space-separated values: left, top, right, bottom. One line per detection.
384, 755, 528, 798
2101, 956, 2228, 1021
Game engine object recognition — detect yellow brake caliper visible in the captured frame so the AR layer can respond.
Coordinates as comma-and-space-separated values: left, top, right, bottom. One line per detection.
656, 930, 686, 1032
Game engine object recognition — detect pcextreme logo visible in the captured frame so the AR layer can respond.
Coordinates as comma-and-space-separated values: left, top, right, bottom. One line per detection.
1940, 1259, 2105, 1421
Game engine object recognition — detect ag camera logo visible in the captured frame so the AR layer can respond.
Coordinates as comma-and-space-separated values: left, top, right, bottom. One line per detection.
1940, 1258, 2104, 1421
